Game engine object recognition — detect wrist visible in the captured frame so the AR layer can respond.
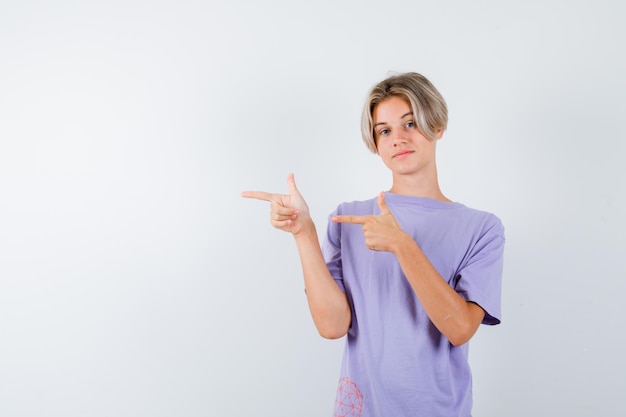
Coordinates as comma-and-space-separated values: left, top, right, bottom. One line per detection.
293, 219, 316, 239
392, 231, 417, 256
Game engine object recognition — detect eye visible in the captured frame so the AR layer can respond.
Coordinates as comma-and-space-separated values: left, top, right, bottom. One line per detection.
405, 121, 415, 129
376, 128, 389, 137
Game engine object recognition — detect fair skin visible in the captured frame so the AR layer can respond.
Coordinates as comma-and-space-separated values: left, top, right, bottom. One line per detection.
242, 96, 485, 346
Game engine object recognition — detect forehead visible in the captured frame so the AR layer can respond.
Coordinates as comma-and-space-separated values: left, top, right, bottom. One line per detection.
373, 96, 412, 123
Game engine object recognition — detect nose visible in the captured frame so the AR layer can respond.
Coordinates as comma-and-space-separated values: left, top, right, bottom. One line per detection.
392, 129, 407, 146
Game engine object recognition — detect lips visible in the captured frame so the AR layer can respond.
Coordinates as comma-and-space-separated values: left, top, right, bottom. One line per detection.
393, 150, 414, 158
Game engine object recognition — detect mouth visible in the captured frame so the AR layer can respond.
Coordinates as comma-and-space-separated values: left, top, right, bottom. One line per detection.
393, 150, 414, 158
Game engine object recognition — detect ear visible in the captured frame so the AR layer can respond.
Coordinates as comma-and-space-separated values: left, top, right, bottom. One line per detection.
435, 128, 445, 140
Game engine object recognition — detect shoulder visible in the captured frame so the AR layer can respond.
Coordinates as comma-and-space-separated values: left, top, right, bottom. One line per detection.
445, 205, 506, 258
453, 201, 502, 221
456, 204, 505, 238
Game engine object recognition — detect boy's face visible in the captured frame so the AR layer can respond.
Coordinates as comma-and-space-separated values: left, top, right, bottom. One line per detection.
373, 96, 441, 179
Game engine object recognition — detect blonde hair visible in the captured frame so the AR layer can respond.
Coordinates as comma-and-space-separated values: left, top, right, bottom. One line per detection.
361, 72, 448, 154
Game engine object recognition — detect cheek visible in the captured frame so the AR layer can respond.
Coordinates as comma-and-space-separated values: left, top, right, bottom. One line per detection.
377, 149, 394, 168
379, 142, 395, 159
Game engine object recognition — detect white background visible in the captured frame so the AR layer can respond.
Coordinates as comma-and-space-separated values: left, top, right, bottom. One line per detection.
1, 1, 624, 416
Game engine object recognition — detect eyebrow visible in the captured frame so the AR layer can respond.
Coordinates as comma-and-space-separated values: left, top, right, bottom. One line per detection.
373, 111, 414, 127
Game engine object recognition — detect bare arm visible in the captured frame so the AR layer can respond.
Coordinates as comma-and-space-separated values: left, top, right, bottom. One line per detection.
333, 192, 484, 346
293, 224, 351, 339
242, 174, 351, 339
391, 234, 485, 346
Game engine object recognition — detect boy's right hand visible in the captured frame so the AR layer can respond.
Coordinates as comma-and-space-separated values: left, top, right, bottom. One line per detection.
241, 173, 312, 235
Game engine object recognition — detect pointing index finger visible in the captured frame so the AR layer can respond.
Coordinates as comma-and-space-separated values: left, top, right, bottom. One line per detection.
332, 214, 370, 224
241, 191, 280, 203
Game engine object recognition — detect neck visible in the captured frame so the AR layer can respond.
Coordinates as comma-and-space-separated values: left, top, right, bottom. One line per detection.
389, 169, 451, 202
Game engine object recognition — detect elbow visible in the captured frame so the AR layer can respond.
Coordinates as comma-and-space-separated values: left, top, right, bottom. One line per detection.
316, 316, 350, 340
447, 324, 479, 347
319, 330, 347, 340
446, 303, 484, 346
313, 305, 351, 339
318, 324, 349, 340
448, 333, 471, 347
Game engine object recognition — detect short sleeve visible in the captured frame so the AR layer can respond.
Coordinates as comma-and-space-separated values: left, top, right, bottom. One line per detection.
454, 216, 505, 325
321, 211, 346, 292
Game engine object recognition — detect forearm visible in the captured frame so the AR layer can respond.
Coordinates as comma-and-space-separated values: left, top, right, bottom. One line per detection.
393, 233, 484, 346
294, 224, 351, 339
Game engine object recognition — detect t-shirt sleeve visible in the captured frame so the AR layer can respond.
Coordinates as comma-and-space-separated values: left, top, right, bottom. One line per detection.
321, 211, 346, 292
455, 215, 505, 325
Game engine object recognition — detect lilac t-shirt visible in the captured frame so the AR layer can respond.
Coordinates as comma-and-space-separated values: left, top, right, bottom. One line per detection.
322, 192, 505, 417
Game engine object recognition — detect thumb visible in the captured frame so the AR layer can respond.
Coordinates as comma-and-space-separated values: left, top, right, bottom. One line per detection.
377, 191, 390, 214
287, 173, 301, 196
